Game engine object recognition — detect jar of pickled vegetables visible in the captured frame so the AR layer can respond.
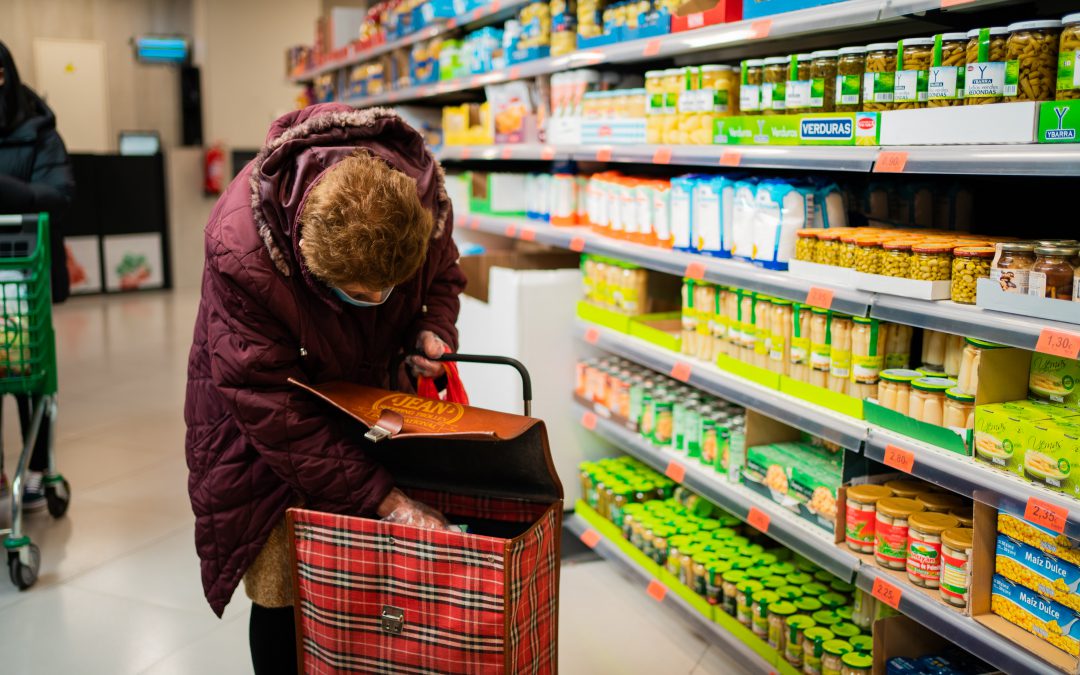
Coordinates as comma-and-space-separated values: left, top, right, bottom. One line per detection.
929, 33, 968, 107
802, 627, 835, 675
815, 230, 843, 266
944, 388, 975, 430
951, 246, 994, 304
822, 640, 854, 675
786, 53, 814, 114
909, 377, 955, 426
836, 46, 866, 112
886, 323, 913, 369
785, 615, 816, 667
1059, 14, 1080, 100
767, 601, 798, 651
881, 240, 913, 277
763, 57, 789, 114
838, 233, 860, 269
809, 308, 831, 389
769, 299, 793, 375
828, 314, 853, 396
878, 368, 920, 415
703, 64, 737, 117
740, 59, 764, 113
863, 42, 898, 111
875, 497, 923, 570
894, 38, 933, 109
851, 317, 887, 400
909, 243, 953, 281
790, 303, 813, 383
752, 590, 781, 638
810, 50, 839, 112
1005, 20, 1062, 102
1030, 246, 1078, 300
956, 338, 998, 396
965, 27, 1009, 105
854, 238, 883, 274
796, 229, 820, 262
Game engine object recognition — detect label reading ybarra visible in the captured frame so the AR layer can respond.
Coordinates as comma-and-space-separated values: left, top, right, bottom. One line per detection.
800, 117, 853, 141
835, 73, 861, 106
966, 61, 1007, 98
928, 66, 964, 101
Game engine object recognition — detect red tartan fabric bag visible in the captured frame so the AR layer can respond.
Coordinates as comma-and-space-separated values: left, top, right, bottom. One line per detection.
286, 379, 563, 675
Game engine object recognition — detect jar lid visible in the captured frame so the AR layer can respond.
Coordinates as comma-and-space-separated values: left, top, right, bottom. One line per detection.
899, 37, 935, 47
771, 298, 793, 307
912, 377, 958, 392
954, 246, 995, 258
942, 526, 974, 550
788, 615, 817, 630
917, 492, 965, 512
812, 307, 830, 315
763, 575, 787, 589
842, 653, 873, 668
884, 479, 928, 498
746, 566, 770, 580
856, 237, 883, 247
912, 243, 954, 254
797, 229, 821, 238
1036, 239, 1080, 247
796, 597, 823, 612
877, 496, 924, 518
645, 70, 664, 77
815, 569, 834, 583
1007, 20, 1063, 31
865, 42, 898, 51
909, 511, 960, 534
838, 46, 868, 55
965, 337, 1005, 349
850, 635, 873, 651
847, 484, 893, 504
966, 27, 1010, 38
831, 580, 855, 593
753, 590, 781, 604
820, 592, 847, 609
770, 561, 795, 575
722, 569, 748, 582
778, 586, 804, 600
854, 316, 880, 326
743, 59, 765, 67
764, 56, 790, 65
811, 49, 840, 58
950, 508, 974, 527
883, 240, 914, 251
999, 242, 1036, 253
803, 581, 829, 596
804, 626, 835, 641
663, 68, 682, 75
917, 367, 948, 378
787, 572, 813, 586
1034, 246, 1079, 256
832, 622, 860, 638
1064, 13, 1080, 26
940, 32, 968, 41
700, 65, 723, 72
880, 368, 923, 383
736, 579, 764, 593
946, 387, 975, 403
796, 53, 815, 62
823, 639, 854, 656
818, 230, 844, 241
812, 610, 841, 626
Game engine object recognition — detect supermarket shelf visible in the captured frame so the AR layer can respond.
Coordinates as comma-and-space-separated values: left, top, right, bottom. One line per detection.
577, 321, 869, 451
437, 144, 562, 161
458, 213, 874, 316
289, 0, 531, 83
854, 566, 1059, 675
563, 513, 776, 674
884, 144, 1080, 177
865, 426, 1080, 541
343, 0, 1003, 107
577, 402, 860, 580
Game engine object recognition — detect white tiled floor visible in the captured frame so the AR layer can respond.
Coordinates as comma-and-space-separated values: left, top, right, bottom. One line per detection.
0, 291, 750, 674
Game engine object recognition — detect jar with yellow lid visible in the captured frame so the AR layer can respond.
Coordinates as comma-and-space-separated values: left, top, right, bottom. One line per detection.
878, 368, 920, 415
851, 317, 888, 399
810, 50, 839, 112
809, 308, 832, 389
751, 590, 780, 638
767, 601, 798, 651
845, 484, 893, 553
836, 47, 866, 112
894, 38, 933, 109
763, 56, 789, 115
863, 42, 897, 111
769, 299, 793, 375
790, 303, 813, 383
965, 27, 1009, 104
740, 59, 764, 113
929, 33, 968, 106
917, 491, 965, 514
879, 240, 913, 277
951, 246, 994, 304
907, 512, 960, 588
940, 526, 973, 608
803, 627, 834, 675
875, 497, 924, 570
734, 578, 763, 624
828, 314, 852, 396
837, 233, 860, 269
1059, 14, 1080, 100
909, 243, 953, 281
909, 377, 956, 425
854, 238, 882, 274
796, 229, 820, 262
785, 615, 816, 667
822, 640, 854, 675
840, 652, 872, 675
1005, 20, 1061, 101
950, 508, 974, 528
944, 388, 975, 430
884, 479, 928, 499
786, 53, 814, 114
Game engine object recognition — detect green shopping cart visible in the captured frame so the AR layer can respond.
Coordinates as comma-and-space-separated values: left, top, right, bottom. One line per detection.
0, 213, 70, 590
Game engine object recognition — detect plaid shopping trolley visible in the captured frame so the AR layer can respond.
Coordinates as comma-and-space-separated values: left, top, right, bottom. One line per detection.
287, 354, 563, 675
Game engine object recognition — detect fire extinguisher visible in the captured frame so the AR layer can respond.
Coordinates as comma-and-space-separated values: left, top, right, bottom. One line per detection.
204, 143, 225, 195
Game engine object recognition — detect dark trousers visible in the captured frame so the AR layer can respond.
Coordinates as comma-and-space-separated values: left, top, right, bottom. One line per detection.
250, 603, 298, 675
15, 394, 49, 473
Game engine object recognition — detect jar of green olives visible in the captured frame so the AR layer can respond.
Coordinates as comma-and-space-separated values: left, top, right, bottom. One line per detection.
854, 237, 883, 274
796, 229, 820, 262
835, 47, 866, 112
816, 230, 843, 266
910, 243, 954, 281
951, 246, 995, 304
810, 50, 839, 112
838, 233, 860, 269
881, 240, 913, 278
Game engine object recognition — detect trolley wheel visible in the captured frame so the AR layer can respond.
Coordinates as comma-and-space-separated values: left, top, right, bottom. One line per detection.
45, 478, 71, 518
8, 543, 40, 590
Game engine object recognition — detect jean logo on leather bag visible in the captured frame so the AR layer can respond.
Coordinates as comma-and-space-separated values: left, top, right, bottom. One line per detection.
370, 394, 465, 430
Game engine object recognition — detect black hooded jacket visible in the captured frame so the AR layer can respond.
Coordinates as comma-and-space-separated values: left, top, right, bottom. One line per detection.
0, 41, 74, 302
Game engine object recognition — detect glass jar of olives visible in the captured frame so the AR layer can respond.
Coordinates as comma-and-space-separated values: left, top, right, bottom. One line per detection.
881, 240, 913, 278
951, 246, 994, 304
909, 243, 953, 281
810, 50, 839, 112
740, 59, 765, 113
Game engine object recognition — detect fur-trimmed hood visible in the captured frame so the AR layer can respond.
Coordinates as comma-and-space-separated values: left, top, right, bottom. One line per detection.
248, 103, 450, 280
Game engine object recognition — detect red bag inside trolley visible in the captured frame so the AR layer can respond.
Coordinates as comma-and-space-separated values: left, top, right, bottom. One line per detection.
286, 370, 562, 675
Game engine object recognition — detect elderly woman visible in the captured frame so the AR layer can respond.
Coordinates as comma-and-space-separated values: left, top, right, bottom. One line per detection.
184, 103, 465, 673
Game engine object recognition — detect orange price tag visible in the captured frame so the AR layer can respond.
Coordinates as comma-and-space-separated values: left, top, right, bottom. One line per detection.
647, 579, 668, 602
504, 224, 517, 238
447, 18, 458, 28
501, 147, 513, 160
541, 146, 556, 160
491, 0, 501, 11
940, 0, 974, 6
520, 227, 536, 242
569, 237, 586, 252
1036, 328, 1080, 359
883, 444, 916, 473
1025, 497, 1068, 534
872, 576, 903, 610
461, 147, 472, 160
509, 66, 522, 80
595, 147, 613, 162
652, 147, 672, 164
580, 529, 601, 549
584, 327, 600, 344
642, 39, 662, 57
469, 217, 481, 230
472, 8, 484, 21
670, 362, 692, 382
719, 151, 742, 167
455, 214, 466, 227
581, 411, 597, 430
750, 19, 772, 39
805, 286, 835, 309
684, 261, 706, 280
875, 151, 909, 173
747, 507, 770, 533
665, 461, 686, 483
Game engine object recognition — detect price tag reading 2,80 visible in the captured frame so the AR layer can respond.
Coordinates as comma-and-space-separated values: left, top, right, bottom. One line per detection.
1025, 497, 1068, 534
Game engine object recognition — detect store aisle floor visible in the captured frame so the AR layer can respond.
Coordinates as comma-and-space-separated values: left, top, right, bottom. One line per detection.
0, 291, 750, 674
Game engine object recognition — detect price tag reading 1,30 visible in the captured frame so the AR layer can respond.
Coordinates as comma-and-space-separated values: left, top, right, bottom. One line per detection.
747, 507, 770, 534
1026, 497, 1068, 534
1036, 328, 1080, 359
872, 576, 903, 610
883, 444, 915, 473
665, 461, 686, 483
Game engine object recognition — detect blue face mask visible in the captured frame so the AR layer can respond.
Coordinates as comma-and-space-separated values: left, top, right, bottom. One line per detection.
332, 286, 394, 307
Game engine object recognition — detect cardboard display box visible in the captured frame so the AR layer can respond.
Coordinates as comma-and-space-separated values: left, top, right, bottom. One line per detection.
879, 102, 1041, 146
976, 278, 1080, 326
787, 260, 855, 288
852, 272, 951, 301
459, 249, 580, 303
715, 112, 880, 146
1039, 99, 1080, 144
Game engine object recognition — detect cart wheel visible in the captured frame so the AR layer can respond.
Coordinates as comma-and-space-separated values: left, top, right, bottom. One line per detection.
8, 544, 40, 590
45, 478, 71, 518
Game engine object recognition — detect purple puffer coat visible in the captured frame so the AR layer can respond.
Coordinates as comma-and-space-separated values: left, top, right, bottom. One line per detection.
184, 104, 465, 616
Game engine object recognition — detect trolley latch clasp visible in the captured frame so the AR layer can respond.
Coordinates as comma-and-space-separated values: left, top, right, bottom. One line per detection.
381, 605, 405, 635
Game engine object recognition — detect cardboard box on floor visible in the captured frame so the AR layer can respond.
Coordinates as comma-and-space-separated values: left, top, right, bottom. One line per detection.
458, 245, 580, 303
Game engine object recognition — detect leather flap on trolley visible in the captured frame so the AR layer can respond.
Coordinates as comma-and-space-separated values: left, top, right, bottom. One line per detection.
289, 378, 564, 503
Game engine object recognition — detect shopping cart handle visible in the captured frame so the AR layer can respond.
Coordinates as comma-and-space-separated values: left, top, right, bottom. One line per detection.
429, 352, 533, 416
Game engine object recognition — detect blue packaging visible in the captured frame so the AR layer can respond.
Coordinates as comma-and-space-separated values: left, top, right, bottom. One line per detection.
751, 179, 814, 271
729, 178, 758, 260
741, 0, 848, 19
691, 177, 723, 257
670, 175, 705, 253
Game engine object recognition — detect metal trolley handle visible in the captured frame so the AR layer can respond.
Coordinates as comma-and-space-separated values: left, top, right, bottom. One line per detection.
433, 352, 533, 417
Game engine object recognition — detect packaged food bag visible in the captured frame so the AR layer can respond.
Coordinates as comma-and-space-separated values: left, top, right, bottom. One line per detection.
812, 181, 848, 229
717, 174, 739, 258
692, 177, 722, 257
730, 178, 758, 261
752, 180, 814, 271
671, 174, 704, 253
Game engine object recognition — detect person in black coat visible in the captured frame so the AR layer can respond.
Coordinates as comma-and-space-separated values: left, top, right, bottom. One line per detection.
0, 40, 74, 511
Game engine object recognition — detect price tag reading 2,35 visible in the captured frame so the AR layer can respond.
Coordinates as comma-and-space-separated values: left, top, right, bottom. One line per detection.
1025, 497, 1068, 534
872, 576, 902, 610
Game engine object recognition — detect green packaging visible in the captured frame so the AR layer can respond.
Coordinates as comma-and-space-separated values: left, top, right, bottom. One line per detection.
1016, 417, 1080, 496
1029, 353, 1080, 408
